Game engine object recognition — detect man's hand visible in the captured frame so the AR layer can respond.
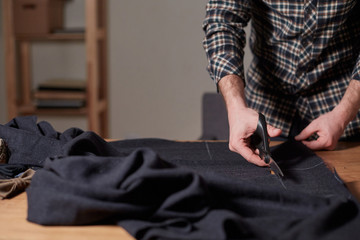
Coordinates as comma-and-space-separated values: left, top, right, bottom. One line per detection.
228, 107, 282, 166
294, 110, 345, 150
218, 75, 281, 166
295, 79, 360, 150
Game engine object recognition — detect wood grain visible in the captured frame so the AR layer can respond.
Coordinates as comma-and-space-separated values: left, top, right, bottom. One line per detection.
0, 193, 135, 240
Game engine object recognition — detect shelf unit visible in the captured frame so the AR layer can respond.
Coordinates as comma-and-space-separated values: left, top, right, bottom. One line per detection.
3, 0, 108, 137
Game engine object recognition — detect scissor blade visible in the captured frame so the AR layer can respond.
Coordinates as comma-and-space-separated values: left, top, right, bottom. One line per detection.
268, 157, 286, 189
269, 157, 284, 178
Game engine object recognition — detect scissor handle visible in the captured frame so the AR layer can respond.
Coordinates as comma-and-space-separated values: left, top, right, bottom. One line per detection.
250, 113, 271, 163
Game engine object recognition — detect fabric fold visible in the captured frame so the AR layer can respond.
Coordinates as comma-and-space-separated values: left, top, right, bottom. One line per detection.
1, 116, 360, 239
27, 140, 360, 240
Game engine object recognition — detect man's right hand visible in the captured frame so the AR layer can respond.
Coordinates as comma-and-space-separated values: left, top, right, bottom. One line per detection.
218, 75, 282, 166
228, 106, 282, 166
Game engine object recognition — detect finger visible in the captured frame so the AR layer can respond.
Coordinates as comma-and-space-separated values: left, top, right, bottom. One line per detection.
238, 146, 268, 167
267, 125, 282, 137
295, 123, 317, 141
301, 139, 325, 150
302, 137, 338, 150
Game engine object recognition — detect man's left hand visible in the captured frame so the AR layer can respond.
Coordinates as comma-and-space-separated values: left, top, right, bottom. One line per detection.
294, 110, 345, 150
296, 80, 360, 150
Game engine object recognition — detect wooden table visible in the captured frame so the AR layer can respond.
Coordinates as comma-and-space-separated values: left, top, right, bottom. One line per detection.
313, 142, 360, 200
1, 141, 360, 240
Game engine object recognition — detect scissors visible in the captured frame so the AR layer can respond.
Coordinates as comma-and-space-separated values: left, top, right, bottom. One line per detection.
250, 113, 285, 180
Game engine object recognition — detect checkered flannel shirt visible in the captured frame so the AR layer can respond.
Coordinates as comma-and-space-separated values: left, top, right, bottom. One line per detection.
203, 0, 360, 138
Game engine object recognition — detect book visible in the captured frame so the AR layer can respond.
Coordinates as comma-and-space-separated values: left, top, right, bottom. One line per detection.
38, 79, 86, 92
36, 99, 85, 108
52, 27, 85, 34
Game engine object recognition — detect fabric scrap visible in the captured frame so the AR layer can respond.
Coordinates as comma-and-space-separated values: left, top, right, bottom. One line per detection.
0, 168, 35, 199
0, 164, 30, 179
0, 115, 85, 167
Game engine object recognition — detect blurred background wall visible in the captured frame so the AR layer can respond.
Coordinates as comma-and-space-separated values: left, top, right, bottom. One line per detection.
0, 0, 252, 140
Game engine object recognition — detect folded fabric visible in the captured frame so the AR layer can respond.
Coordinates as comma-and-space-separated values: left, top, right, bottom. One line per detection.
0, 164, 30, 179
0, 116, 90, 167
27, 140, 360, 240
2, 116, 359, 239
0, 169, 35, 199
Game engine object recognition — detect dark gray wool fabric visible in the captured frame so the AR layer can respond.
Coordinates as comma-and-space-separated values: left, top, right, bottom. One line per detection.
1, 116, 359, 239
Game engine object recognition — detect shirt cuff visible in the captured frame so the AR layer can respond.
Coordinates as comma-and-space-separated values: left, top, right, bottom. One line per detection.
352, 55, 360, 80
207, 54, 245, 92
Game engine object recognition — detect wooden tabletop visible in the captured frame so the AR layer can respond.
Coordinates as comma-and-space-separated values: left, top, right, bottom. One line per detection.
312, 141, 360, 200
0, 194, 135, 240
1, 141, 359, 240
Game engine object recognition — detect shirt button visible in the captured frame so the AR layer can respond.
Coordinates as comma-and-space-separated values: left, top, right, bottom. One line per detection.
301, 38, 310, 47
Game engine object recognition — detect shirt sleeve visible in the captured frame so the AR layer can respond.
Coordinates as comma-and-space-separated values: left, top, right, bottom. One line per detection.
352, 54, 360, 81
202, 0, 251, 91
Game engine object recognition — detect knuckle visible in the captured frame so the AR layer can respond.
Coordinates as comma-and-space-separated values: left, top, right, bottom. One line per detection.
324, 139, 335, 150
326, 143, 336, 150
228, 143, 236, 152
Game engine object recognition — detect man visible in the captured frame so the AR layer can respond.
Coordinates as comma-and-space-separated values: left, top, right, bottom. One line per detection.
202, 0, 360, 166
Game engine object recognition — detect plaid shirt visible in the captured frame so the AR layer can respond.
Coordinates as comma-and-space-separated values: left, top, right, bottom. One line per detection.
203, 0, 360, 138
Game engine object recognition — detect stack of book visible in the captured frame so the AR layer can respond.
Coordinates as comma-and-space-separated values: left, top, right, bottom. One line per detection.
34, 79, 86, 108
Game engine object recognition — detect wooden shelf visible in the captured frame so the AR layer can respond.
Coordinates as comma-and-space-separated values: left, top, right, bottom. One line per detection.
3, 0, 109, 137
15, 33, 85, 41
18, 104, 88, 116
34, 90, 86, 100
97, 29, 106, 40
